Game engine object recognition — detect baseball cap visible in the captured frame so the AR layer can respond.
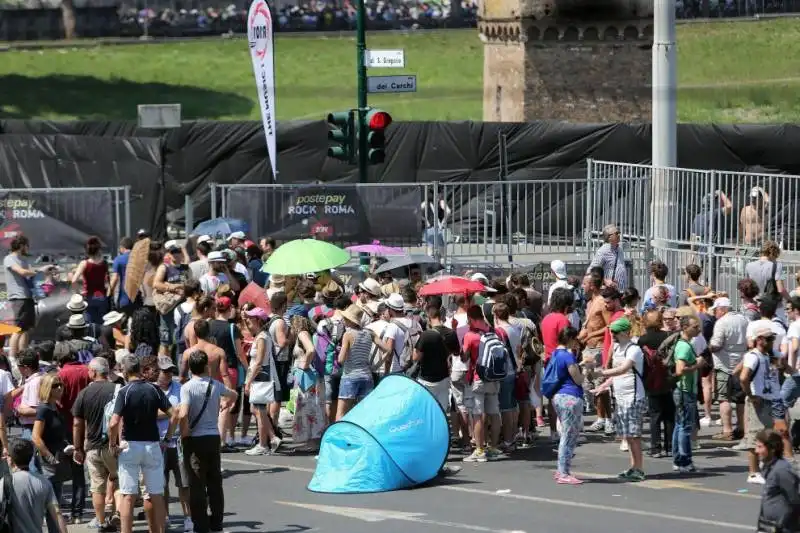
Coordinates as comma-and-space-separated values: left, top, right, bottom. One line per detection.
550, 259, 567, 280
609, 317, 632, 333
216, 296, 232, 310
470, 273, 489, 285
227, 231, 246, 241
245, 307, 270, 320
709, 297, 732, 310
157, 355, 178, 372
753, 326, 776, 339
197, 235, 212, 244
751, 186, 765, 198
208, 251, 226, 262
165, 240, 180, 252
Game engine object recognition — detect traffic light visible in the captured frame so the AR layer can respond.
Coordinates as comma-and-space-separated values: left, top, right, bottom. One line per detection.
327, 110, 355, 163
363, 108, 392, 165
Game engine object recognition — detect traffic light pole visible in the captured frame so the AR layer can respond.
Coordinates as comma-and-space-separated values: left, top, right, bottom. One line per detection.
356, 0, 368, 184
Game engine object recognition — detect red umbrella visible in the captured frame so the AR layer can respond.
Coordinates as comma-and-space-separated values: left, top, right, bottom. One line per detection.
418, 276, 486, 296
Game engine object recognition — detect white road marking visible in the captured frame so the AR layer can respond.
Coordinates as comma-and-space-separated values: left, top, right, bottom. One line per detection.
439, 485, 753, 530
275, 501, 526, 533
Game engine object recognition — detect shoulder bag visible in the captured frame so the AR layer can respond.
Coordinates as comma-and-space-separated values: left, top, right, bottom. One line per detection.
181, 379, 213, 438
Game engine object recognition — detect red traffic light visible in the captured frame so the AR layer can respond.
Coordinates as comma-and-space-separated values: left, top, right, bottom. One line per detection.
367, 110, 392, 130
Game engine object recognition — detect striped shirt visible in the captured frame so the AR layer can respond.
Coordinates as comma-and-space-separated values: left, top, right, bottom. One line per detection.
588, 243, 628, 289
342, 328, 373, 379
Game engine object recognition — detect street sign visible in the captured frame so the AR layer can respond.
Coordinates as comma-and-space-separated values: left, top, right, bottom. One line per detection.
367, 75, 417, 94
365, 49, 405, 68
137, 104, 182, 129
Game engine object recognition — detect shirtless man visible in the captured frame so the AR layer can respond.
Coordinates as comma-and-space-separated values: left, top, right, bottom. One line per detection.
740, 186, 769, 247
180, 319, 232, 390
578, 273, 612, 431
183, 295, 215, 349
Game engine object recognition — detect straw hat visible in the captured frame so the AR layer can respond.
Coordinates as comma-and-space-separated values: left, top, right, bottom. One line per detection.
341, 305, 364, 326
321, 280, 343, 298
103, 311, 125, 327
66, 294, 88, 312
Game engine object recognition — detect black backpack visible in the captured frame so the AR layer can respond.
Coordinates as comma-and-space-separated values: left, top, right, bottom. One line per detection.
0, 469, 13, 533
763, 261, 780, 299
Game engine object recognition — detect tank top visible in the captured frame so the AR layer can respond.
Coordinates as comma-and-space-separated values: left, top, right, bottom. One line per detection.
83, 259, 107, 297
248, 331, 271, 374
343, 328, 373, 379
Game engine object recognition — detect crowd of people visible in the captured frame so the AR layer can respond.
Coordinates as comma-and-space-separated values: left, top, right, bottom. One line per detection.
0, 220, 800, 531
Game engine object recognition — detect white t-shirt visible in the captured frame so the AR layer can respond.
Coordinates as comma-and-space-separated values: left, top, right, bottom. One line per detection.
391, 316, 421, 372
173, 301, 195, 329
234, 262, 251, 283
710, 311, 749, 373
611, 341, 645, 404
0, 369, 14, 408
746, 318, 786, 358
742, 349, 780, 400
782, 319, 800, 372
366, 320, 401, 374
691, 334, 708, 356
496, 322, 522, 374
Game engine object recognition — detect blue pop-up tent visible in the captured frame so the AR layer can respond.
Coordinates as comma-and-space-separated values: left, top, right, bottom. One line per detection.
308, 374, 449, 494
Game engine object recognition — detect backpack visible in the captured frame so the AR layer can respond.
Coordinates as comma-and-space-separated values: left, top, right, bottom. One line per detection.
314, 319, 345, 376
67, 339, 97, 365
475, 330, 511, 382
764, 260, 780, 299
541, 353, 564, 399
101, 384, 123, 439
392, 319, 419, 372
175, 305, 192, 355
656, 332, 682, 386
641, 344, 671, 394
0, 468, 11, 533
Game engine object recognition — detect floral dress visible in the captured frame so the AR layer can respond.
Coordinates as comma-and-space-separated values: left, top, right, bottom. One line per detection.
291, 337, 326, 443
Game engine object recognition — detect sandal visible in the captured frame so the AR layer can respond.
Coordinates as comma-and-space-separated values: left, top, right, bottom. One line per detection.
712, 432, 734, 441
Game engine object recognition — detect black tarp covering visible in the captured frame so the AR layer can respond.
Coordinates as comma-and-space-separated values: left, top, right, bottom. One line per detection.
2, 119, 800, 244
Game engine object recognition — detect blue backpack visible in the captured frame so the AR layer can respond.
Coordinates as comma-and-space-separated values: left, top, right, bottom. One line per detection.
541, 353, 564, 399
475, 331, 512, 382
175, 306, 192, 355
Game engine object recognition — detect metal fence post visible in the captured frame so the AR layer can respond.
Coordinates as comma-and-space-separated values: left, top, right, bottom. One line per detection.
584, 158, 594, 260
210, 183, 218, 220
707, 169, 717, 289
184, 195, 194, 236
124, 186, 132, 237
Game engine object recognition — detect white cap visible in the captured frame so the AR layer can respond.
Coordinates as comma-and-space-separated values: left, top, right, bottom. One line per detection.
165, 240, 180, 251
382, 293, 405, 312
197, 235, 212, 244
750, 186, 765, 198
710, 297, 732, 310
227, 231, 246, 241
470, 273, 489, 284
207, 251, 226, 262
550, 259, 567, 280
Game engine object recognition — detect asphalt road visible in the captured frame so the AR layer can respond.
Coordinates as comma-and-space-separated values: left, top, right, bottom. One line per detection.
72, 415, 767, 533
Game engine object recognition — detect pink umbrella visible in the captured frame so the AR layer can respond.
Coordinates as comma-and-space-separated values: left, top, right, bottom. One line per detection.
345, 240, 405, 255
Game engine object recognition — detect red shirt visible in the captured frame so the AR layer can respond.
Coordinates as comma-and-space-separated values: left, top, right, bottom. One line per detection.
82, 261, 108, 298
541, 312, 570, 362
461, 322, 496, 382
58, 362, 90, 429
602, 309, 626, 367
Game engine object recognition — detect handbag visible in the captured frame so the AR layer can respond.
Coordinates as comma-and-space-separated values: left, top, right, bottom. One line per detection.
250, 348, 278, 404
153, 290, 183, 316
293, 367, 318, 393
39, 450, 71, 483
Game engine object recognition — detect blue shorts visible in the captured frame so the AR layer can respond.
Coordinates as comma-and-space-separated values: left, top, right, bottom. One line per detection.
781, 374, 800, 408
499, 375, 518, 413
338, 375, 373, 401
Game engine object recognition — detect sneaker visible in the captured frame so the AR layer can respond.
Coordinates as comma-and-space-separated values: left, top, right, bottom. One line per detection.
620, 440, 629, 452
678, 464, 697, 473
86, 519, 104, 530
269, 436, 283, 453
463, 449, 488, 463
440, 464, 462, 476
486, 447, 507, 460
732, 440, 751, 451
183, 517, 194, 532
604, 420, 616, 436
557, 474, 584, 485
618, 468, 646, 482
747, 473, 766, 485
236, 436, 252, 446
536, 416, 546, 428
244, 444, 269, 456
587, 419, 605, 432
109, 512, 121, 530
699, 416, 713, 428
671, 464, 680, 472
648, 450, 666, 458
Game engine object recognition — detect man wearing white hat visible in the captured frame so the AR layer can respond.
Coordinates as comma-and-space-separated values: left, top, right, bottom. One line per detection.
198, 251, 232, 296
66, 295, 102, 340
709, 296, 749, 441
356, 278, 382, 326
227, 231, 246, 249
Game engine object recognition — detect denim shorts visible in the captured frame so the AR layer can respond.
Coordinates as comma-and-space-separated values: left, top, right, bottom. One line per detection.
499, 375, 518, 413
159, 313, 176, 347
338, 375, 373, 400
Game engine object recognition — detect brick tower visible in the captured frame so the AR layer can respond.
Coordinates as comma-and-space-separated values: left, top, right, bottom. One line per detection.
480, 0, 654, 122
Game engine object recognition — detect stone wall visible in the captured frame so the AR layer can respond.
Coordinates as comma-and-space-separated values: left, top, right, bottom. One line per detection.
480, 15, 654, 123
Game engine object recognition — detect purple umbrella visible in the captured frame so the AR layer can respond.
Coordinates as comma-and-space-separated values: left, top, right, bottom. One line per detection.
345, 240, 405, 255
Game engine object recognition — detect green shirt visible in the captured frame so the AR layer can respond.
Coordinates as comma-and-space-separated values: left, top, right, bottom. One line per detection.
674, 339, 697, 394
471, 294, 487, 306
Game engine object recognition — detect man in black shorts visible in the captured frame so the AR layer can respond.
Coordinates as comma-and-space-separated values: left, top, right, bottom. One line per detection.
3, 235, 38, 360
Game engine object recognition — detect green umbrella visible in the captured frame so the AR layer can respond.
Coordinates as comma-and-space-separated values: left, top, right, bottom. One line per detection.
261, 239, 351, 275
